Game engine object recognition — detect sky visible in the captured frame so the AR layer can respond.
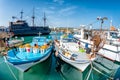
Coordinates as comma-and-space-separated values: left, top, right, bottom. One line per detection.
0, 0, 120, 29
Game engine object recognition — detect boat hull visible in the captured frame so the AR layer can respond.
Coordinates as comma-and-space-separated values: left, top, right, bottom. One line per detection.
7, 47, 52, 65
11, 28, 51, 36
0, 54, 52, 80
63, 64, 91, 80
9, 20, 51, 36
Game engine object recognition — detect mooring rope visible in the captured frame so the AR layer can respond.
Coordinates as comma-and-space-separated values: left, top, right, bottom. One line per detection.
86, 67, 92, 80
96, 44, 119, 79
4, 56, 18, 80
0, 61, 4, 64
85, 60, 93, 80
85, 60, 114, 80
92, 66, 113, 79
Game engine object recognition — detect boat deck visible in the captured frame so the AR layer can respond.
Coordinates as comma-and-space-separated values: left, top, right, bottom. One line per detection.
58, 52, 95, 72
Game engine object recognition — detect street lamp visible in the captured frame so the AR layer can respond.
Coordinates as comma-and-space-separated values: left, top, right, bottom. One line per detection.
97, 17, 108, 31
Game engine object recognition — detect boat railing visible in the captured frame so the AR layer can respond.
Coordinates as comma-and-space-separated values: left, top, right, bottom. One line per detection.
18, 43, 51, 54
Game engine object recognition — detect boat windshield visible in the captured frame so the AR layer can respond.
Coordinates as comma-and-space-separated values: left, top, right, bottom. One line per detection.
33, 37, 46, 42
62, 38, 74, 43
110, 32, 119, 39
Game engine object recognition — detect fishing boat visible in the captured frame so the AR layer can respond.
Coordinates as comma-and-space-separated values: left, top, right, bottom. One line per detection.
54, 33, 104, 71
7, 37, 24, 47
54, 33, 107, 80
4, 36, 53, 71
73, 26, 120, 62
73, 17, 120, 63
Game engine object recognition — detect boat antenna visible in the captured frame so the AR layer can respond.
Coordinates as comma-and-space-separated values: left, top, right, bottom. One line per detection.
109, 19, 112, 31
38, 32, 41, 37
32, 7, 35, 27
67, 27, 68, 35
97, 17, 108, 31
20, 10, 23, 20
43, 12, 46, 27
110, 19, 112, 27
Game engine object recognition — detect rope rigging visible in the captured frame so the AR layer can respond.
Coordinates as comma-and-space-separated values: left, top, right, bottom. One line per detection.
3, 56, 18, 80
84, 28, 114, 79
86, 29, 120, 80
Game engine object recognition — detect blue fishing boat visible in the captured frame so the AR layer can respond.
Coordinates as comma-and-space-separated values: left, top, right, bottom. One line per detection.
6, 36, 53, 65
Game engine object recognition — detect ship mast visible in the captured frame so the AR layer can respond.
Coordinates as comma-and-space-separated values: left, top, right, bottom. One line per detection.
110, 19, 112, 27
32, 8, 35, 27
20, 10, 23, 20
43, 12, 46, 27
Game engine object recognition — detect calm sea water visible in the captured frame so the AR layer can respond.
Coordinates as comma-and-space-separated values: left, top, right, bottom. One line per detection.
0, 33, 120, 80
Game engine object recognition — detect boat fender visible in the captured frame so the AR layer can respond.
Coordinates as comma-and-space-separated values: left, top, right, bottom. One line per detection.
1, 51, 7, 56
70, 57, 75, 60
118, 38, 120, 42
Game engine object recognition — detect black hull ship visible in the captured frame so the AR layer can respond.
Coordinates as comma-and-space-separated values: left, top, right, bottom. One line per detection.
9, 11, 51, 36
9, 20, 51, 36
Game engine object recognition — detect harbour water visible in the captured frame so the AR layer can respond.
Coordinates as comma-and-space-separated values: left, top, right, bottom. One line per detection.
0, 34, 120, 80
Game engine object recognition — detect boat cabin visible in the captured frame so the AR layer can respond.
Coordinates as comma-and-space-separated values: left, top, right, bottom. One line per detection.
31, 37, 48, 46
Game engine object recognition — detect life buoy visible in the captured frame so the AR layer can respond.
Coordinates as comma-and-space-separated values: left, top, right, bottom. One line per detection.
118, 38, 120, 42
40, 44, 48, 49
10, 32, 14, 36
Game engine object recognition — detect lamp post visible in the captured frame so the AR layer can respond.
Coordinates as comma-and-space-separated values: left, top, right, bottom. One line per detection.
97, 17, 108, 31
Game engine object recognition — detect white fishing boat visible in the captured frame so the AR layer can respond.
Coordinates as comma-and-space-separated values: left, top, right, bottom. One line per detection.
73, 26, 120, 62
8, 38, 24, 47
54, 33, 103, 72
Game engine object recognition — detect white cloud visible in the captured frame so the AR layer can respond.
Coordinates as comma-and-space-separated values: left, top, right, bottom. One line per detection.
49, 6, 56, 10
42, 8, 55, 14
53, 0, 64, 5
59, 6, 77, 16
45, 9, 55, 14
59, 6, 77, 13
